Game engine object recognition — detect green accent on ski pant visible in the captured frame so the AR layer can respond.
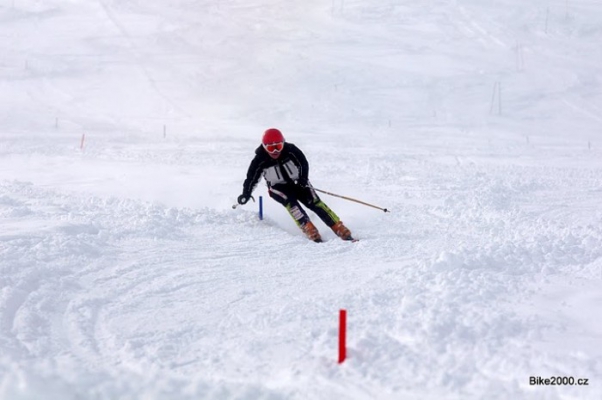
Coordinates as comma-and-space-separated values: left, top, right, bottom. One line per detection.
285, 203, 306, 227
285, 200, 340, 227
314, 200, 341, 226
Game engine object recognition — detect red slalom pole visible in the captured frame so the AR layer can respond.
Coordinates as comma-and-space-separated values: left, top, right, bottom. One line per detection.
338, 309, 347, 364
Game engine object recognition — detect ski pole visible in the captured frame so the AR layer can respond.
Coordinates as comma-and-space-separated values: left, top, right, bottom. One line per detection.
313, 188, 390, 213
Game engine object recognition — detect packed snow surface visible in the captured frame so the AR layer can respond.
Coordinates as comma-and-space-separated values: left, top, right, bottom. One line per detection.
1, 0, 601, 399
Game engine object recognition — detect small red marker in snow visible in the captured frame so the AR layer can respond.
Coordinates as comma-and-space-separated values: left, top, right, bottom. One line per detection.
338, 309, 347, 364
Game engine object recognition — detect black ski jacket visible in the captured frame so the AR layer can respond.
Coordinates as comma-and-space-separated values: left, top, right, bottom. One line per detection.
242, 142, 309, 196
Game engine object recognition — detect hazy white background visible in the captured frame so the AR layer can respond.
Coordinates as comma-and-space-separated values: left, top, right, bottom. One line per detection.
1, 0, 601, 399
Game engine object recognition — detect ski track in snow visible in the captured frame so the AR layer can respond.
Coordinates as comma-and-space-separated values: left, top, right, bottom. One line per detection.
2, 0, 602, 399
2, 144, 601, 399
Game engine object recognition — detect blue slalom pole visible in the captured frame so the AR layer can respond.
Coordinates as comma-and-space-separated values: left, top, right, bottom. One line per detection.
259, 196, 263, 220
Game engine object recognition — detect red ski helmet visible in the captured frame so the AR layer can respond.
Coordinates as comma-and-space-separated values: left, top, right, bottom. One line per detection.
262, 128, 285, 158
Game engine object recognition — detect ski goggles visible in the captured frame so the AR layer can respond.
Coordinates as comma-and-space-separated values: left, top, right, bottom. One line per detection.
263, 142, 284, 153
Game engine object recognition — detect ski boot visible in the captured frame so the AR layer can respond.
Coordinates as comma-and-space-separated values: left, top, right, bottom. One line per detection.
332, 221, 354, 241
302, 221, 322, 242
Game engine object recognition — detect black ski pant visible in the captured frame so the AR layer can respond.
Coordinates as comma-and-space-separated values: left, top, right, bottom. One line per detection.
268, 183, 341, 228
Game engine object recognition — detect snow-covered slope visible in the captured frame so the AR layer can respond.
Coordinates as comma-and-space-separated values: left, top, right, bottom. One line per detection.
1, 1, 601, 399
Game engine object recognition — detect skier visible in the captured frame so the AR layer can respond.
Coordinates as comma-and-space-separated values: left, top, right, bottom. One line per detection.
237, 128, 354, 242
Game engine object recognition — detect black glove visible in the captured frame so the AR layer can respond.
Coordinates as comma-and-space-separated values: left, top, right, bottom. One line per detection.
237, 194, 250, 205
295, 178, 309, 187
